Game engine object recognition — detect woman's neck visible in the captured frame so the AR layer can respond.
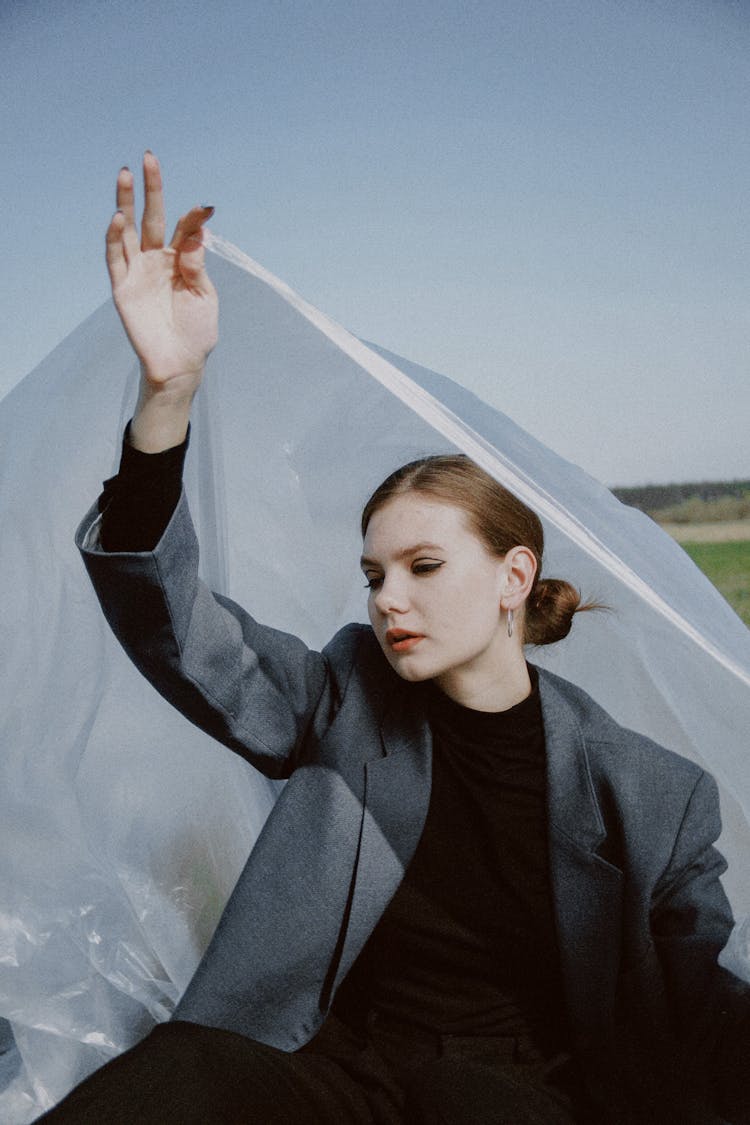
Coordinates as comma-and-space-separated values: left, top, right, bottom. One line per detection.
435, 653, 532, 713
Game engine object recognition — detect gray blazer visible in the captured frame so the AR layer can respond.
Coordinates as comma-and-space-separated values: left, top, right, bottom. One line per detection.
77, 493, 750, 1124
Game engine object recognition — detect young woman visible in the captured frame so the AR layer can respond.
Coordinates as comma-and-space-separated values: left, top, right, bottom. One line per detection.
44, 155, 750, 1124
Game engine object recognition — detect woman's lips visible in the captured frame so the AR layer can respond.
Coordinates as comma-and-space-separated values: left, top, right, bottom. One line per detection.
386, 629, 425, 653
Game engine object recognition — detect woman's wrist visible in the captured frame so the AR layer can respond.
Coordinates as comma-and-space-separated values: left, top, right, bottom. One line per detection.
130, 378, 198, 452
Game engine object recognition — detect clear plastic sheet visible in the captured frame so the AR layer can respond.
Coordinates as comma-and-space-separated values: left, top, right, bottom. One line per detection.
1, 240, 748, 1120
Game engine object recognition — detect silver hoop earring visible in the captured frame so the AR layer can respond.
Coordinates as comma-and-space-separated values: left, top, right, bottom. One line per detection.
506, 607, 514, 638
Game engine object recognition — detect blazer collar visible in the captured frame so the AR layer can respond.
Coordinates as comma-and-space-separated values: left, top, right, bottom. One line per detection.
537, 667, 607, 855
379, 665, 606, 855
377, 665, 607, 853
329, 688, 432, 998
536, 668, 623, 1057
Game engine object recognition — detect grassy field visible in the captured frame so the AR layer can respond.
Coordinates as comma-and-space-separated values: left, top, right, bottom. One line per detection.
679, 539, 750, 626
615, 488, 750, 627
662, 519, 750, 544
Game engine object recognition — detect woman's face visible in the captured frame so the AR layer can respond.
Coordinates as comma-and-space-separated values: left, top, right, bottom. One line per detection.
361, 492, 516, 697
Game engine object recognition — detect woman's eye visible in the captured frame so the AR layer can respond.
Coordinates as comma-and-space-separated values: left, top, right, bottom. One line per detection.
413, 562, 443, 576
364, 575, 383, 590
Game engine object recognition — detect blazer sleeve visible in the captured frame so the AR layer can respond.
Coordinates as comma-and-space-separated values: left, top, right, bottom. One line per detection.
651, 769, 750, 1122
76, 490, 342, 780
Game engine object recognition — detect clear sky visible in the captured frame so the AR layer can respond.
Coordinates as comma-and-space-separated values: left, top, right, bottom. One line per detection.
2, 0, 747, 486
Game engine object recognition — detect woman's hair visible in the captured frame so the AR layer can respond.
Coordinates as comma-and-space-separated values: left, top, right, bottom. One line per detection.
361, 454, 593, 646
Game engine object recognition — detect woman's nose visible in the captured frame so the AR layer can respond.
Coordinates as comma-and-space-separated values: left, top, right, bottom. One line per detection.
373, 576, 409, 614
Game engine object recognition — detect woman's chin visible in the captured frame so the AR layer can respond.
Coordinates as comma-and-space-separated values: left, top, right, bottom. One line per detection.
383, 651, 439, 683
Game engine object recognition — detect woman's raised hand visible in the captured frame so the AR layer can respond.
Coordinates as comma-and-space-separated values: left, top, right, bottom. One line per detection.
105, 153, 218, 451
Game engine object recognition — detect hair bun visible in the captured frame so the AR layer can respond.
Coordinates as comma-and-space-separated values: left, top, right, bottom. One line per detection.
525, 578, 583, 646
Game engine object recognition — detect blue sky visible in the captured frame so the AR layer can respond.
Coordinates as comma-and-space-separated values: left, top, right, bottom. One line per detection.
2, 0, 748, 485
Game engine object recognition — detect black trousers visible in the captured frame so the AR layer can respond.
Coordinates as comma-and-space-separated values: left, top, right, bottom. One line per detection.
40, 1015, 581, 1124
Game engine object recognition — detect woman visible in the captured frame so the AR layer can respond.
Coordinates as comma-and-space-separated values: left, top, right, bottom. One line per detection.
44, 155, 750, 1123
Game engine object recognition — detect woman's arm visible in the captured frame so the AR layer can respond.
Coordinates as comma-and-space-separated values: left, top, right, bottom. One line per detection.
78, 156, 339, 778
78, 489, 335, 780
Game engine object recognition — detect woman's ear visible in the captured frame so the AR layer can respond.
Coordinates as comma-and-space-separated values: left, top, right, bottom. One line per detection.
499, 546, 537, 609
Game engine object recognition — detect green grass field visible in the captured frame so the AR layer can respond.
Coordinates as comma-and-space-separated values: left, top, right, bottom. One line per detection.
682, 540, 750, 626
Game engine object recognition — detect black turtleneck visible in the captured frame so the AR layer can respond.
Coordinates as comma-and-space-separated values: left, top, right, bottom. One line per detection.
334, 671, 571, 1059
97, 424, 189, 553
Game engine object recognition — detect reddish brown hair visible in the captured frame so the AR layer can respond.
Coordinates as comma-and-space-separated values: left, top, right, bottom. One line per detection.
361, 454, 590, 646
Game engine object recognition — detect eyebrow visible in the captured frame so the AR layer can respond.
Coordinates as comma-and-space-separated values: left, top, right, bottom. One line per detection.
360, 542, 445, 568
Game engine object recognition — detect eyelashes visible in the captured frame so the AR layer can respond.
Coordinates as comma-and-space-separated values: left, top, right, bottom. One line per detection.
363, 561, 444, 591
412, 562, 443, 576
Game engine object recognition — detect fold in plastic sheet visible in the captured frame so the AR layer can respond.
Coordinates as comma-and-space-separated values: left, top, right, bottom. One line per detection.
1, 239, 748, 1119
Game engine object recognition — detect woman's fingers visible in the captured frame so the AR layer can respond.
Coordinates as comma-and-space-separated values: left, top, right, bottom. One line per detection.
105, 210, 128, 288
115, 167, 140, 261
169, 205, 215, 250
107, 156, 213, 291
140, 151, 166, 250
169, 205, 215, 292
179, 227, 214, 294
115, 166, 134, 217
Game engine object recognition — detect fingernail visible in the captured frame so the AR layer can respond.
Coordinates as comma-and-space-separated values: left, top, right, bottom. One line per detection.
120, 166, 130, 173
145, 149, 153, 155
201, 204, 215, 213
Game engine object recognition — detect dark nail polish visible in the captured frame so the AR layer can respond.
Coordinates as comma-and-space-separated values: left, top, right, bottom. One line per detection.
120, 166, 130, 173
201, 204, 215, 212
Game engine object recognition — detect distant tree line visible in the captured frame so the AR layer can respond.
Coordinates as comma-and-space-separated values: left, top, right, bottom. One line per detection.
613, 480, 750, 523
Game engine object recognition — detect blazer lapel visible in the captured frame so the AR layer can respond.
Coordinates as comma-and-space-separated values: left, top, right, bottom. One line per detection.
330, 691, 433, 996
538, 672, 624, 1056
